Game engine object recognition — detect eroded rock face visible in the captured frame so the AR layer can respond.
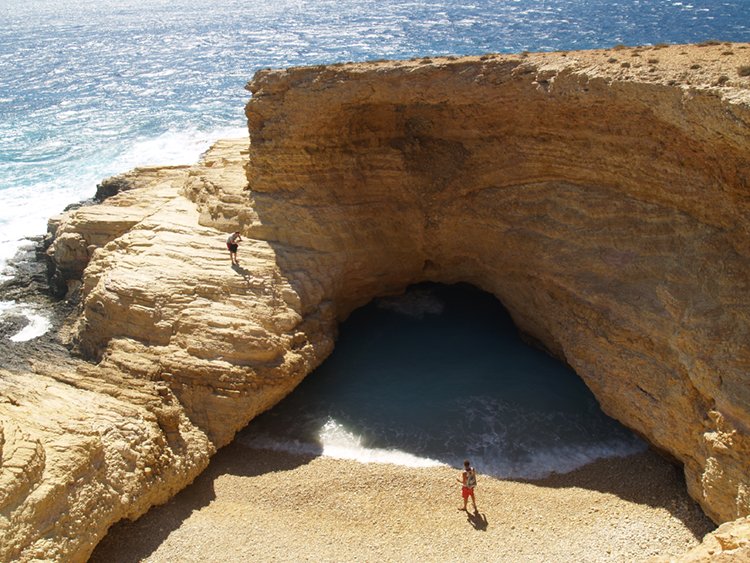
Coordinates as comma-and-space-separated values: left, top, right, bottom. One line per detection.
241, 46, 750, 525
661, 516, 750, 561
1, 44, 749, 560
0, 364, 212, 563
1, 141, 332, 562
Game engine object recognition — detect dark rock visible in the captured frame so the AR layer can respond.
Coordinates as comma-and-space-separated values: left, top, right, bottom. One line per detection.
0, 314, 29, 340
95, 176, 135, 202
0, 235, 81, 369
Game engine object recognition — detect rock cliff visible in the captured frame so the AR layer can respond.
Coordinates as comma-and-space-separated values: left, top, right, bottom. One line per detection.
242, 45, 750, 527
1, 43, 749, 561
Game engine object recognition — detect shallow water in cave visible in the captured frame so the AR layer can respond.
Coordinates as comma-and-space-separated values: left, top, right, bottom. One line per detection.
239, 283, 646, 478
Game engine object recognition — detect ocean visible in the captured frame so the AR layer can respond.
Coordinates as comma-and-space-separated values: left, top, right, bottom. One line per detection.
1, 0, 748, 475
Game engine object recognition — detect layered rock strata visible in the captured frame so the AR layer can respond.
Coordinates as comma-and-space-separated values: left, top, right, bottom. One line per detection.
242, 45, 750, 526
1, 141, 327, 562
1, 44, 749, 561
0, 366, 211, 561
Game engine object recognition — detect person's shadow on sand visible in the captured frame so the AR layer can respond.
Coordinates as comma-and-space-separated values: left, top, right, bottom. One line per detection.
467, 510, 488, 531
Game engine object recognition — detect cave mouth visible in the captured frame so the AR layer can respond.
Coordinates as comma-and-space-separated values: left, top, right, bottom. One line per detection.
240, 282, 646, 479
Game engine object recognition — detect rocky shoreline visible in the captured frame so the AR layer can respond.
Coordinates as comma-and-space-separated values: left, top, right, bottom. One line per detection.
0, 211, 719, 563
2, 44, 750, 561
0, 232, 730, 563
0, 235, 78, 373
0, 169, 184, 372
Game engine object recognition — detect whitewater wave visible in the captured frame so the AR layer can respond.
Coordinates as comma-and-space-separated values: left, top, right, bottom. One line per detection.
111, 125, 247, 171
240, 415, 646, 478
0, 300, 52, 342
469, 439, 647, 480
0, 125, 247, 281
451, 394, 648, 478
241, 417, 446, 469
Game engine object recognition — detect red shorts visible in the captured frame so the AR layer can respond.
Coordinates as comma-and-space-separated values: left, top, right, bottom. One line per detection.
462, 486, 475, 500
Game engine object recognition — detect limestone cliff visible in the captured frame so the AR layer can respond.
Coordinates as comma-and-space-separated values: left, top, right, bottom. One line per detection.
241, 45, 750, 526
1, 43, 749, 561
1, 142, 330, 562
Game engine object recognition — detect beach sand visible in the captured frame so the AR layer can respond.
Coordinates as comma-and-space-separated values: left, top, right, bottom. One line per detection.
90, 445, 715, 562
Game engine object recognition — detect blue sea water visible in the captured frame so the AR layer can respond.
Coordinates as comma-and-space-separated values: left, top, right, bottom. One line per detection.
240, 284, 646, 478
1, 0, 747, 472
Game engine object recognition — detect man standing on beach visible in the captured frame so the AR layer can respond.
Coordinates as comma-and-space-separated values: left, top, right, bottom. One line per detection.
227, 231, 242, 265
458, 459, 478, 512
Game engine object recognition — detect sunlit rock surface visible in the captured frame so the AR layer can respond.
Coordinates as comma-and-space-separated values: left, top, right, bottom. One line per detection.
1, 44, 749, 561
241, 44, 750, 526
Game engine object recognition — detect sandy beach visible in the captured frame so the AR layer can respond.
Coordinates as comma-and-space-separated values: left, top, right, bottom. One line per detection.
90, 445, 714, 562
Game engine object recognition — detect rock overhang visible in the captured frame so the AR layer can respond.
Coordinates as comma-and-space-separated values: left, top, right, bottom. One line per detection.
2, 44, 750, 561
241, 46, 750, 525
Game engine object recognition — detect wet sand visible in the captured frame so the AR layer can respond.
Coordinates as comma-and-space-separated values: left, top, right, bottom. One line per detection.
90, 445, 715, 562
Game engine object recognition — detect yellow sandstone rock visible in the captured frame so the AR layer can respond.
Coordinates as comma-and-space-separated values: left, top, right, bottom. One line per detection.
1, 44, 749, 561
657, 516, 750, 561
239, 45, 750, 526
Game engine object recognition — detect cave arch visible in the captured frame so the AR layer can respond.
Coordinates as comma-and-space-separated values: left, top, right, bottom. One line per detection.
242, 281, 646, 480
242, 57, 750, 523
12, 52, 750, 560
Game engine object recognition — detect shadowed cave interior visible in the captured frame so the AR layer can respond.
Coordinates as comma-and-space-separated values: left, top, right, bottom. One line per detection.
238, 282, 647, 479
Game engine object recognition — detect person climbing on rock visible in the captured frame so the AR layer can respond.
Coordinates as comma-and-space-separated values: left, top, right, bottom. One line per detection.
227, 231, 242, 265
457, 459, 478, 512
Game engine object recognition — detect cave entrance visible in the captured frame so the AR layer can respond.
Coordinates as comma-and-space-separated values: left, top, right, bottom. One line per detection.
240, 282, 645, 478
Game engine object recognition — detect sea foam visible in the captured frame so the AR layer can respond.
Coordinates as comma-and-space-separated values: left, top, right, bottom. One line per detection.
240, 416, 645, 478
239, 284, 648, 480
0, 125, 247, 280
242, 417, 447, 468
0, 300, 52, 342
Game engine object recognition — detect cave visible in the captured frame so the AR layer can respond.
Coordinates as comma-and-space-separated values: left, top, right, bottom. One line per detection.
240, 282, 646, 479
241, 57, 749, 524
